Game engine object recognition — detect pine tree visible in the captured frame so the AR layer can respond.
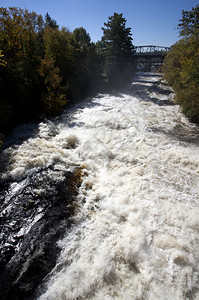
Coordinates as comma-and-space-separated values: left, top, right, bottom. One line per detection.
73, 27, 91, 50
102, 13, 134, 61
178, 4, 199, 37
45, 13, 59, 29
101, 13, 134, 86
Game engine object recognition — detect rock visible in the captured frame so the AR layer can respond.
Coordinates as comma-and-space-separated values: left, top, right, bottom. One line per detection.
0, 166, 80, 300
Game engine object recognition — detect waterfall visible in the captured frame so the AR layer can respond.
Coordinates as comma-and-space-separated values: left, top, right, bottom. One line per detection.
0, 73, 199, 300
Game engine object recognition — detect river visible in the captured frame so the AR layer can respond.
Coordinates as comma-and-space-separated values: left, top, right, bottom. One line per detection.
0, 73, 199, 300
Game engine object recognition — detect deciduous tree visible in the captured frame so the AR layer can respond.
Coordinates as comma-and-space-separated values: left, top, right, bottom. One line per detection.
163, 4, 199, 123
39, 55, 66, 114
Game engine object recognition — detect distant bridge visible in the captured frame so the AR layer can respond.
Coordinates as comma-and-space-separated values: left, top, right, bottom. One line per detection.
133, 45, 170, 72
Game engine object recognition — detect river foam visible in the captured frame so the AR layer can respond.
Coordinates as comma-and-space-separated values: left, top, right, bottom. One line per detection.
2, 74, 199, 299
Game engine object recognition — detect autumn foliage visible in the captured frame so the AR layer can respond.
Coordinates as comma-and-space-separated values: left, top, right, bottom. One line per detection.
163, 5, 199, 123
0, 7, 103, 142
0, 9, 135, 146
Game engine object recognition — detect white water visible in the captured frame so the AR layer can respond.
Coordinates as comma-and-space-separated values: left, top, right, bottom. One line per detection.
2, 74, 199, 299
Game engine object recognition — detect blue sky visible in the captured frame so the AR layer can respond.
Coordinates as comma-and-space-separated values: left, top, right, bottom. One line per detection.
1, 0, 198, 46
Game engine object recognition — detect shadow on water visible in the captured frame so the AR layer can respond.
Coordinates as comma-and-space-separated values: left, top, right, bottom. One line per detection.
136, 72, 163, 78
152, 125, 199, 145
122, 82, 176, 107
0, 97, 104, 176
0, 122, 40, 179
2, 95, 104, 148
111, 71, 175, 107
1, 73, 165, 156
143, 96, 176, 107
2, 122, 40, 150
56, 96, 105, 128
66, 96, 104, 112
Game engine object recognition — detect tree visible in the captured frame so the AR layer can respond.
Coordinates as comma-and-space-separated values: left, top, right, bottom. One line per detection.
45, 12, 59, 29
39, 55, 66, 114
0, 7, 44, 60
0, 50, 6, 66
0, 6, 111, 146
42, 26, 77, 99
163, 4, 199, 124
71, 28, 99, 98
101, 13, 134, 86
178, 4, 199, 37
73, 27, 91, 50
0, 7, 44, 129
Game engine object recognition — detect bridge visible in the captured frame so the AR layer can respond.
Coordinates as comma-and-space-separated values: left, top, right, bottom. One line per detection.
133, 45, 170, 72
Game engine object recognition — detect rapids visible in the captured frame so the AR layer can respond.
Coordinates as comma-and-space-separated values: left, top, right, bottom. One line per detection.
1, 73, 199, 299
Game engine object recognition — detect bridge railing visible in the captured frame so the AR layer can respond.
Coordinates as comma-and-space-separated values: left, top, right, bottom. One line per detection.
134, 45, 170, 54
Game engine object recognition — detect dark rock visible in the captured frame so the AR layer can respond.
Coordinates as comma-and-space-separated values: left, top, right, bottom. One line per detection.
0, 166, 81, 300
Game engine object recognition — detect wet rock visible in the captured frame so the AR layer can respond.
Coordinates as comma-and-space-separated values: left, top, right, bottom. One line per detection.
0, 166, 80, 300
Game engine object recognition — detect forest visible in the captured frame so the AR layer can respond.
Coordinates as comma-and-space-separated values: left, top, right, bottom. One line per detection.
163, 4, 199, 124
0, 9, 134, 148
0, 5, 199, 148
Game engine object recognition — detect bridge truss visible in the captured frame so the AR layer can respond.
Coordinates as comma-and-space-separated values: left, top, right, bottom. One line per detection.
133, 45, 170, 72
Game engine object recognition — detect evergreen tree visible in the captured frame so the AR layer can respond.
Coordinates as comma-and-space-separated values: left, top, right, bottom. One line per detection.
101, 12, 134, 86
73, 27, 91, 50
178, 4, 199, 37
45, 12, 59, 29
70, 28, 102, 98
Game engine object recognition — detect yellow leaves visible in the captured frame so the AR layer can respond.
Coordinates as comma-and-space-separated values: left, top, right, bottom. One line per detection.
179, 56, 192, 84
0, 7, 40, 60
178, 37, 199, 87
0, 50, 7, 66
163, 34, 199, 123
39, 55, 67, 114
39, 55, 62, 88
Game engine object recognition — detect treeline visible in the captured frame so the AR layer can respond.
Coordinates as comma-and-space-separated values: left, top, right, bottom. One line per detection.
0, 8, 102, 141
0, 8, 135, 146
163, 5, 199, 124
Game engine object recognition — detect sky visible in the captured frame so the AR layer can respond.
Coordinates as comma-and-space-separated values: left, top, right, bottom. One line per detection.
1, 0, 199, 47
